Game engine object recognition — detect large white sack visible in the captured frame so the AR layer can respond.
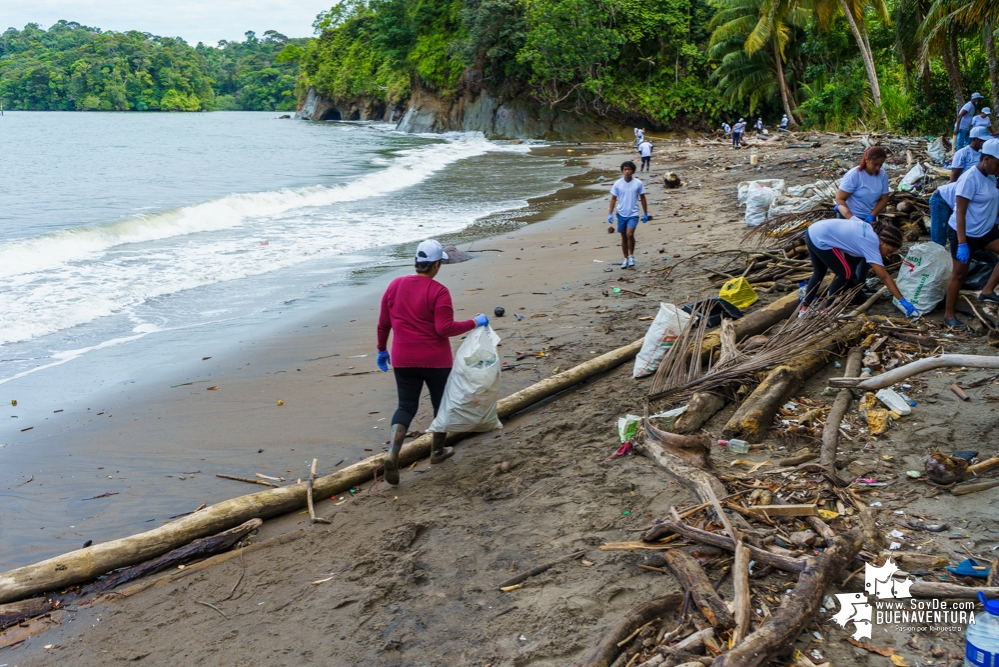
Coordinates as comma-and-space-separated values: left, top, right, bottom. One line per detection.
892, 242, 952, 315
745, 183, 779, 227
633, 303, 690, 378
737, 179, 784, 206
927, 137, 948, 163
427, 326, 503, 433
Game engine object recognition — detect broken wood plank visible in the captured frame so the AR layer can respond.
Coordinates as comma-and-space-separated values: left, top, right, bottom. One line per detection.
746, 504, 817, 517
0, 597, 57, 630
731, 543, 752, 645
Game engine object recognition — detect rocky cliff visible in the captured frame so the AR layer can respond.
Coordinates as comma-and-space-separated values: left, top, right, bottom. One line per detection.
297, 87, 629, 141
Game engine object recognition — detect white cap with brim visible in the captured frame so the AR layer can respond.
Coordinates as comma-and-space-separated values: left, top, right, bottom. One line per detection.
984, 108, 992, 115
971, 126, 992, 140
972, 92, 984, 100
982, 139, 999, 159
739, 118, 744, 122
415, 239, 448, 263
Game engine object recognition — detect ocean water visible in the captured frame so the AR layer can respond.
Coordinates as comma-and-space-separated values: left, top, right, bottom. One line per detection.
0, 112, 580, 428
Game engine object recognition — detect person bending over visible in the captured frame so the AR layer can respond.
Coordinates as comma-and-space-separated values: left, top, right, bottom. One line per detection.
835, 146, 889, 222
376, 239, 489, 485
942, 139, 999, 328
800, 217, 916, 318
607, 161, 649, 269
928, 180, 958, 246
950, 126, 990, 181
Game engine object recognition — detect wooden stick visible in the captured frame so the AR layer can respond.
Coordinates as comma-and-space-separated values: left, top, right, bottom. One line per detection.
651, 519, 805, 573
581, 593, 683, 667
0, 597, 57, 630
497, 550, 586, 589
952, 479, 999, 496
663, 550, 734, 630
828, 354, 999, 390
712, 531, 863, 667
215, 473, 279, 488
821, 346, 863, 476
617, 286, 648, 297
969, 456, 999, 475
746, 504, 817, 517
702, 482, 739, 543
307, 459, 331, 525
731, 543, 752, 645
804, 516, 837, 548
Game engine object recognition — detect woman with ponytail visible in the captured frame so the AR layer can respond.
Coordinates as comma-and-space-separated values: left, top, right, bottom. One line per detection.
800, 217, 917, 317
835, 147, 890, 222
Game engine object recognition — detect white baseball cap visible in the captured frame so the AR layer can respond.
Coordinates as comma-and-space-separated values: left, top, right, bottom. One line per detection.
971, 126, 992, 140
415, 239, 448, 263
972, 92, 984, 100
984, 107, 992, 115
982, 139, 999, 159
739, 118, 744, 122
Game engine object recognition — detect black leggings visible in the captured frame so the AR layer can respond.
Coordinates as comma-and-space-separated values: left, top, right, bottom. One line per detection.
392, 367, 451, 430
802, 231, 868, 306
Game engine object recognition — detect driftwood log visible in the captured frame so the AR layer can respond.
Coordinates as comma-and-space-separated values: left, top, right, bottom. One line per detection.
0, 336, 646, 605
671, 392, 727, 435
731, 544, 752, 645
694, 292, 800, 362
644, 420, 712, 469
857, 507, 887, 552
0, 597, 57, 630
582, 592, 683, 667
307, 458, 332, 525
85, 519, 262, 595
724, 319, 866, 442
646, 519, 804, 574
711, 531, 863, 667
828, 354, 999, 390
663, 550, 734, 629
820, 345, 864, 485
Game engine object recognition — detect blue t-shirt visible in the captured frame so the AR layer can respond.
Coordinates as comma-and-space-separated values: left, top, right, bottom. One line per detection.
948, 167, 999, 238
959, 101, 977, 130
952, 145, 982, 170
839, 166, 890, 218
610, 177, 646, 218
807, 217, 885, 266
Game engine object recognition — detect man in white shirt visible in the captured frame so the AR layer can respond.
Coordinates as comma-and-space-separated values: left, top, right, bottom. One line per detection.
950, 126, 990, 181
732, 118, 746, 147
634, 127, 645, 147
638, 139, 653, 172
972, 108, 992, 133
722, 122, 732, 136
955, 92, 983, 150
755, 118, 763, 134
779, 115, 789, 133
606, 161, 649, 269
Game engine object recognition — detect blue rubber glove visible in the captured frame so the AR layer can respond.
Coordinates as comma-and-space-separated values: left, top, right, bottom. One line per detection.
473, 313, 489, 327
898, 298, 919, 317
607, 214, 614, 224
376, 350, 390, 372
641, 213, 649, 223
957, 243, 971, 264
864, 214, 876, 223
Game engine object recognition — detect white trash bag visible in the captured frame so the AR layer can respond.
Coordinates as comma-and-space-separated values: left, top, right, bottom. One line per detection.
892, 242, 953, 316
428, 327, 503, 433
633, 303, 691, 378
737, 178, 784, 206
897, 163, 926, 192
927, 137, 948, 163
745, 182, 780, 227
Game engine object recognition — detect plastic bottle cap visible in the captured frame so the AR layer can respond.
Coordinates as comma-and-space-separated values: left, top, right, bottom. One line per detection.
980, 592, 999, 615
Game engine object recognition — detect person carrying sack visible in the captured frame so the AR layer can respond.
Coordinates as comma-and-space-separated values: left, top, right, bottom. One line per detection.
376, 239, 489, 485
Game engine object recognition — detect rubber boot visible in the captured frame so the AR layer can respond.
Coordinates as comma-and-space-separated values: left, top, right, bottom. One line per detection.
430, 432, 454, 464
385, 424, 405, 485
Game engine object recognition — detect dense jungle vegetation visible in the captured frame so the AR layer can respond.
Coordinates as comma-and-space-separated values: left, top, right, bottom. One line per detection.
0, 21, 305, 111
299, 0, 999, 133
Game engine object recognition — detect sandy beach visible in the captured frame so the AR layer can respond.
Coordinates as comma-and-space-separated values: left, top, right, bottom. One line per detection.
8, 136, 999, 666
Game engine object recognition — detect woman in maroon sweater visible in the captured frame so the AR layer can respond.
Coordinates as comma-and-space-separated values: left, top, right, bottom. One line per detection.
376, 240, 488, 485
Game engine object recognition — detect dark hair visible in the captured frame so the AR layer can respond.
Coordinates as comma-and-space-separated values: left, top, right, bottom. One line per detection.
859, 146, 887, 172
872, 222, 903, 249
621, 161, 637, 172
415, 259, 439, 273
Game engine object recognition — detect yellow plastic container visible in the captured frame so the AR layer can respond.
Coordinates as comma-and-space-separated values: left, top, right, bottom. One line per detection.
719, 277, 758, 310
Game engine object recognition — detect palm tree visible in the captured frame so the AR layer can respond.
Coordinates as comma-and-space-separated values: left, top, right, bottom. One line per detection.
812, 0, 891, 114
709, 0, 807, 124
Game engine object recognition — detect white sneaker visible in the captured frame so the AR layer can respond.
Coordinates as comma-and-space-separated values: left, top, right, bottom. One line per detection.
627, 256, 635, 268
621, 258, 629, 269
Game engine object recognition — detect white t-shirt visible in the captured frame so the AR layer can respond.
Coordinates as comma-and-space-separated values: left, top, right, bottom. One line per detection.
780, 118, 788, 128
755, 119, 763, 129
722, 123, 731, 133
733, 122, 746, 133
638, 141, 653, 157
635, 129, 644, 141
952, 145, 982, 170
948, 166, 999, 237
807, 217, 885, 266
839, 166, 889, 218
959, 101, 976, 130
610, 177, 646, 218
935, 181, 959, 209
972, 115, 991, 129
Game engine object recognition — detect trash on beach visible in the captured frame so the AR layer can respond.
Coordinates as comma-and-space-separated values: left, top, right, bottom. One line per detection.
875, 388, 910, 416
617, 415, 642, 443
277, 400, 283, 405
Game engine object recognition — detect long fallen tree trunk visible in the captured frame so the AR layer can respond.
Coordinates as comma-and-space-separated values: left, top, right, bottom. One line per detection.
828, 354, 999, 390
723, 319, 867, 442
711, 531, 862, 667
0, 337, 646, 605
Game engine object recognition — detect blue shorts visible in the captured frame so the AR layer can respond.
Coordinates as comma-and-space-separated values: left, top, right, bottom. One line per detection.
616, 215, 639, 233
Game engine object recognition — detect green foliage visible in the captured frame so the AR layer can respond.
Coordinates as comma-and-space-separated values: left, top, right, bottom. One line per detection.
0, 21, 305, 111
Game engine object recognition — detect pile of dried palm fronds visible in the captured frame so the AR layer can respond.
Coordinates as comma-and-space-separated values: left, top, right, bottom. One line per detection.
742, 210, 831, 249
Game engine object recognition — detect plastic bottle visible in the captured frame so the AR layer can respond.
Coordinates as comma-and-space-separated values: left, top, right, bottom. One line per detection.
965, 593, 999, 666
718, 438, 750, 454
798, 281, 807, 301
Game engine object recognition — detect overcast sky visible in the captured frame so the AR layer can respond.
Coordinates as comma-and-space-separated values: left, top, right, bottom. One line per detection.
4, 0, 337, 45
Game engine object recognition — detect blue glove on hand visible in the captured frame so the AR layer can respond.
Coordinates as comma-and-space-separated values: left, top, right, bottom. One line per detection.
641, 213, 649, 223
957, 243, 971, 264
377, 350, 390, 372
474, 313, 489, 327
898, 298, 919, 317
607, 214, 614, 224
864, 214, 876, 223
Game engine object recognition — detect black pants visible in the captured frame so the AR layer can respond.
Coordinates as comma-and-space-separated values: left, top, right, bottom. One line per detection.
732, 131, 742, 147
392, 367, 451, 429
802, 231, 868, 306
640, 156, 651, 170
